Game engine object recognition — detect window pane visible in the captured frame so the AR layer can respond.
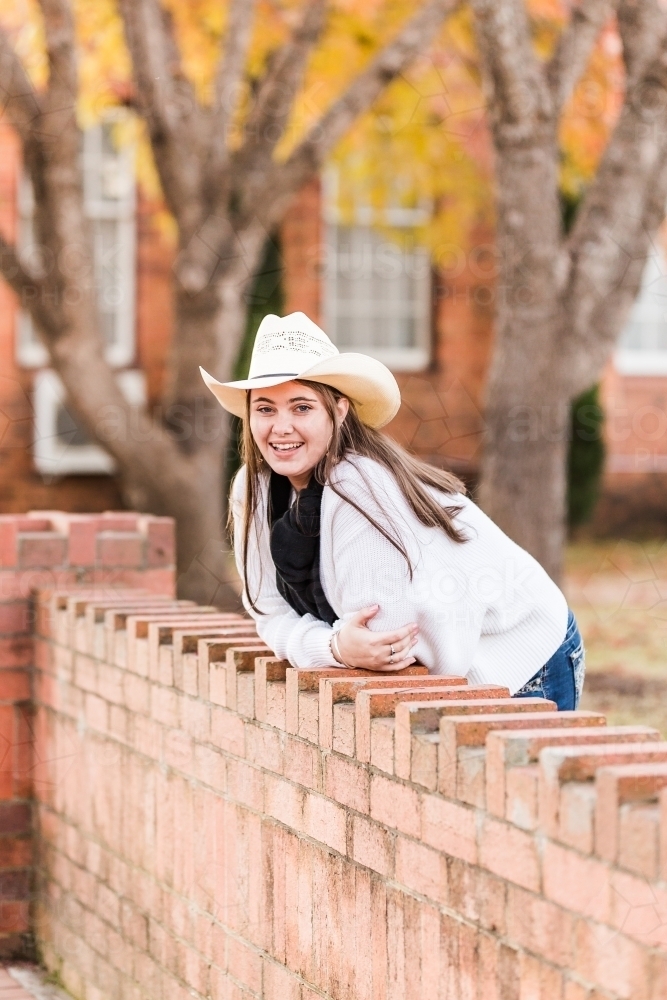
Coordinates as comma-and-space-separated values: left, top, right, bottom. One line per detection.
619, 250, 667, 353
17, 121, 136, 368
93, 218, 123, 346
326, 224, 429, 355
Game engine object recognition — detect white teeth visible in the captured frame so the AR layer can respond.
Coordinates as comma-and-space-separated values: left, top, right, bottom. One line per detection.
271, 442, 303, 451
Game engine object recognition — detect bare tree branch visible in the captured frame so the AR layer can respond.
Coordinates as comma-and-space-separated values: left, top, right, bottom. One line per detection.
468, 0, 552, 142
265, 0, 461, 218
34, 0, 81, 176
567, 148, 667, 394
0, 229, 63, 340
0, 28, 42, 144
183, 0, 328, 292
38, 0, 77, 100
546, 0, 616, 114
237, 0, 328, 173
617, 0, 667, 90
562, 22, 667, 377
117, 0, 204, 228
206, 0, 259, 181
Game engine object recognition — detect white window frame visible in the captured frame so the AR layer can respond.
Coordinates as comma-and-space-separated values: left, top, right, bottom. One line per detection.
322, 168, 432, 371
33, 369, 146, 476
614, 243, 667, 376
15, 118, 136, 369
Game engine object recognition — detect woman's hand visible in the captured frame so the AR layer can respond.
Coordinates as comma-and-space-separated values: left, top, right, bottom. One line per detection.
333, 605, 419, 671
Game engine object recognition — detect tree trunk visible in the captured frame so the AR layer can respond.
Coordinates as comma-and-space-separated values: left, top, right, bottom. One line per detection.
477, 129, 569, 582
479, 385, 570, 582
121, 437, 239, 607
117, 240, 266, 608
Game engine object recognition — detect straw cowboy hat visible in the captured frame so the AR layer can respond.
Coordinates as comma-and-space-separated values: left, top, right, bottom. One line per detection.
200, 311, 401, 429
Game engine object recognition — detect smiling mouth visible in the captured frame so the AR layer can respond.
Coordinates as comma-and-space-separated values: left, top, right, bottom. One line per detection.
269, 442, 304, 453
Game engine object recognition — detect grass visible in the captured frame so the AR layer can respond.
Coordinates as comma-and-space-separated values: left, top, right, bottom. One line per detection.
564, 539, 667, 735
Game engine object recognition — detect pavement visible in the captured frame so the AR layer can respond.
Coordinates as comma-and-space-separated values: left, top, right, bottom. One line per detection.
0, 968, 69, 1000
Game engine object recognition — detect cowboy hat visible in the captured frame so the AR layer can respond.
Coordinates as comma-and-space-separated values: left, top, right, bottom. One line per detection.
200, 311, 401, 429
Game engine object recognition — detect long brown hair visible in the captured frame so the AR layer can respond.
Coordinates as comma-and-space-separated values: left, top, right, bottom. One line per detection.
230, 380, 468, 612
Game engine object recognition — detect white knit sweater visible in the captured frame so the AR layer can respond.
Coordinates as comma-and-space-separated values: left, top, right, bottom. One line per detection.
231, 455, 568, 694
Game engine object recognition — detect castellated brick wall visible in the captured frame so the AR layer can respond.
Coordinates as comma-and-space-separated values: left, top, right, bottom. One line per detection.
0, 511, 175, 959
23, 577, 667, 998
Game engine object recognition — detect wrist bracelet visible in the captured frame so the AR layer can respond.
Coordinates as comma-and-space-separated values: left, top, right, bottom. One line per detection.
330, 629, 352, 669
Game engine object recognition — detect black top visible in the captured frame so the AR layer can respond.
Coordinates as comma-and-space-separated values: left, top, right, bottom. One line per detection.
268, 470, 337, 626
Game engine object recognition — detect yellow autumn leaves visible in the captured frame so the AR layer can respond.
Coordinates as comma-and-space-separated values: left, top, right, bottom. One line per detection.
0, 0, 623, 247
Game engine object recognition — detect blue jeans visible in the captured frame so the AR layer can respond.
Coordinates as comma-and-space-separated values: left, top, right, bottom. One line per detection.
512, 609, 586, 710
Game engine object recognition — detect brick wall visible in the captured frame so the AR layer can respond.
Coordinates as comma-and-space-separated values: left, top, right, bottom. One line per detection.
0, 511, 175, 959
28, 587, 667, 998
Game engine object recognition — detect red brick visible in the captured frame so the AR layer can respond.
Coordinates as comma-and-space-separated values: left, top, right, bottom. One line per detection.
0, 602, 30, 635
0, 900, 29, 933
421, 794, 477, 864
0, 802, 32, 834
144, 517, 175, 567
0, 836, 31, 868
370, 773, 420, 838
99, 512, 139, 531
505, 884, 575, 969
573, 915, 653, 999
350, 814, 393, 876
67, 517, 98, 566
324, 754, 369, 814
13, 702, 33, 799
478, 816, 540, 892
0, 868, 30, 900
96, 532, 144, 568
283, 735, 320, 790
595, 762, 667, 864
303, 793, 346, 853
542, 841, 611, 923
18, 533, 67, 568
254, 657, 288, 724
618, 803, 660, 881
0, 521, 18, 569
264, 774, 304, 830
263, 958, 301, 1000
395, 836, 447, 903
0, 670, 30, 703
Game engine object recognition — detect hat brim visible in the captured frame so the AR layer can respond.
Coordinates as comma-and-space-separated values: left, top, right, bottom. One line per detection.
200, 353, 401, 429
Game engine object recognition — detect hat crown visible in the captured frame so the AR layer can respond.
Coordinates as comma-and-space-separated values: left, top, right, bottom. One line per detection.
248, 311, 338, 379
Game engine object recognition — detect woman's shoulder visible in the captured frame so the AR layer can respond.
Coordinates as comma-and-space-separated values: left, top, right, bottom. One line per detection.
328, 453, 393, 489
329, 453, 466, 506
326, 454, 404, 505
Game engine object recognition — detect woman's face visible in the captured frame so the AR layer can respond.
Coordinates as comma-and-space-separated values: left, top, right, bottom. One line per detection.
249, 381, 349, 490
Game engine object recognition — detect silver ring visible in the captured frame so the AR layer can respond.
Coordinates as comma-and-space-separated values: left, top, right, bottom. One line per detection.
390, 644, 395, 656
389, 654, 394, 664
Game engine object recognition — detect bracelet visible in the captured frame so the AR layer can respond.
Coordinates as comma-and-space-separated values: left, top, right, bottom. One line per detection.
330, 629, 352, 669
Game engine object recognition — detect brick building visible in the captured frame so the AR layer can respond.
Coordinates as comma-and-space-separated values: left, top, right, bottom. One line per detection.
1, 119, 666, 532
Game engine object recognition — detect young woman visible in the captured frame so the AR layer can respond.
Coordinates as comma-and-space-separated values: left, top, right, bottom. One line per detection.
201, 311, 585, 709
